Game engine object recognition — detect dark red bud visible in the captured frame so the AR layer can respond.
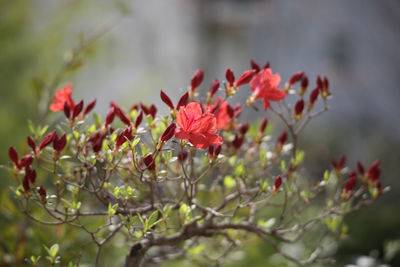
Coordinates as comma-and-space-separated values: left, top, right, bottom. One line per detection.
38, 185, 47, 199
274, 175, 282, 190
309, 88, 319, 105
190, 69, 204, 91
301, 76, 309, 89
130, 104, 139, 111
149, 104, 157, 119
338, 155, 346, 168
239, 123, 249, 135
233, 103, 242, 118
22, 176, 29, 192
367, 160, 381, 182
277, 131, 287, 146
289, 71, 304, 86
177, 92, 189, 109
115, 107, 131, 126
84, 99, 96, 116
72, 100, 84, 119
140, 103, 150, 115
63, 101, 71, 119
376, 180, 382, 192
344, 171, 357, 192
208, 146, 214, 156
105, 107, 116, 127
294, 99, 305, 116
160, 90, 174, 110
38, 131, 56, 151
317, 76, 323, 91
8, 146, 19, 166
143, 154, 156, 171
259, 118, 268, 134
27, 136, 36, 151
225, 68, 235, 86
25, 166, 36, 184
161, 123, 176, 142
323, 77, 329, 91
53, 133, 67, 152
250, 59, 260, 72
135, 111, 143, 128
232, 134, 244, 149
263, 61, 270, 69
235, 70, 256, 87
357, 161, 365, 175
226, 104, 234, 118
19, 154, 34, 168
178, 150, 188, 162
214, 145, 222, 156
209, 79, 220, 97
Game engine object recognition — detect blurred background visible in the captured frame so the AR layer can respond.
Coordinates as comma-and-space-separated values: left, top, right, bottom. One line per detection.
1, 0, 399, 266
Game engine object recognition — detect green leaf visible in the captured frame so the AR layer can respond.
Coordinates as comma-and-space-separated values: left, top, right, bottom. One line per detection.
224, 176, 236, 189
93, 113, 102, 125
323, 170, 330, 181
148, 211, 159, 228
188, 243, 205, 255
131, 137, 140, 148
234, 160, 245, 177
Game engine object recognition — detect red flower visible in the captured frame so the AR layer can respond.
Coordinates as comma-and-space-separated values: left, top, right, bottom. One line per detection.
50, 83, 75, 112
175, 102, 223, 149
250, 68, 285, 110
205, 97, 232, 130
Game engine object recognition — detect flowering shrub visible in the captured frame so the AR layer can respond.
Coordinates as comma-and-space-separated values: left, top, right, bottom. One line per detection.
7, 60, 386, 267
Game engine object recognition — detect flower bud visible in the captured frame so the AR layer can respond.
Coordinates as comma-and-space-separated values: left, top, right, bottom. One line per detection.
263, 61, 270, 69
149, 104, 157, 119
72, 100, 84, 119
232, 134, 244, 150
235, 70, 256, 87
177, 92, 189, 109
209, 79, 220, 98
135, 111, 143, 128
161, 123, 176, 142
105, 107, 116, 127
344, 171, 357, 192
190, 69, 204, 91
84, 99, 96, 116
8, 146, 19, 167
273, 175, 282, 193
38, 131, 56, 151
289, 71, 304, 86
19, 154, 33, 168
63, 101, 71, 119
367, 160, 381, 182
225, 68, 235, 86
277, 131, 287, 147
27, 136, 36, 152
250, 59, 260, 72
294, 99, 305, 120
239, 123, 249, 135
143, 154, 156, 171
259, 118, 268, 135
116, 107, 131, 126
178, 150, 188, 162
300, 76, 308, 96
38, 185, 47, 201
53, 133, 67, 152
308, 88, 319, 110
160, 90, 174, 110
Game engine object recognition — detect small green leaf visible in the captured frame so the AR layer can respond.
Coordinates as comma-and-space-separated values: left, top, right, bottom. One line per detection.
224, 176, 236, 189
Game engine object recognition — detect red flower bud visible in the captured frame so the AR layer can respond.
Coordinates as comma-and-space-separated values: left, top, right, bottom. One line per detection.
149, 104, 157, 119
190, 69, 204, 91
72, 100, 84, 119
115, 107, 131, 126
19, 154, 33, 168
301, 76, 309, 89
277, 131, 287, 147
226, 104, 234, 118
22, 176, 30, 192
116, 127, 133, 147
53, 133, 67, 152
323, 77, 329, 91
27, 136, 36, 151
357, 161, 365, 175
376, 180, 382, 193
135, 111, 143, 128
225, 68, 235, 86
367, 160, 381, 182
239, 123, 249, 135
38, 185, 47, 200
143, 154, 156, 171
8, 146, 19, 166
235, 70, 256, 87
233, 103, 242, 118
232, 134, 244, 150
140, 103, 150, 115
84, 99, 96, 116
289, 71, 304, 86
214, 145, 222, 156
332, 155, 346, 170
38, 131, 56, 151
250, 59, 260, 72
308, 88, 319, 110
317, 75, 323, 91
209, 79, 220, 97
130, 104, 139, 111
344, 171, 357, 192
160, 90, 174, 110
259, 118, 268, 134
294, 99, 305, 116
178, 150, 188, 162
274, 175, 282, 191
263, 61, 270, 69
161, 123, 176, 142
177, 92, 189, 109
25, 166, 36, 184
105, 107, 116, 127
63, 101, 71, 119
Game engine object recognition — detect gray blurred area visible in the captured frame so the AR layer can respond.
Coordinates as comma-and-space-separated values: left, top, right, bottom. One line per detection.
4, 0, 400, 265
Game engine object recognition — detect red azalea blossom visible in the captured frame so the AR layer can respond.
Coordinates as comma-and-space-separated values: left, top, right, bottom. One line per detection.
205, 97, 232, 130
50, 83, 75, 112
250, 68, 285, 110
175, 102, 223, 149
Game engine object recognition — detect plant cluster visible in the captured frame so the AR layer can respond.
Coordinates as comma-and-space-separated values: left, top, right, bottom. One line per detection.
7, 60, 386, 266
